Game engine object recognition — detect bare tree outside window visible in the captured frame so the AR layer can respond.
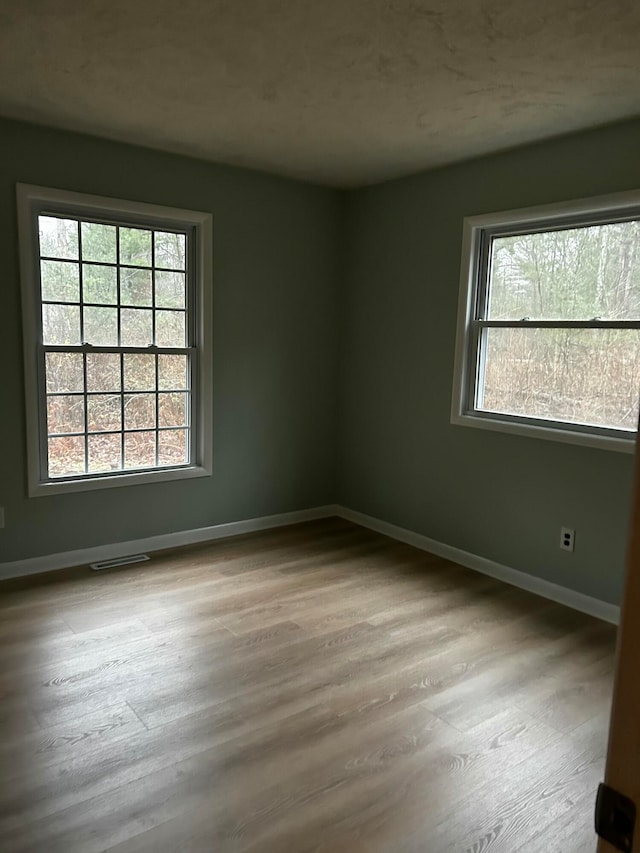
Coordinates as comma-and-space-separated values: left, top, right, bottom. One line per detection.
482, 223, 640, 431
39, 215, 191, 478
18, 185, 212, 497
452, 195, 640, 451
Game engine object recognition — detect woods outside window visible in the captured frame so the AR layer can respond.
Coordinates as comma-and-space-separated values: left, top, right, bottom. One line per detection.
17, 185, 213, 496
452, 191, 640, 453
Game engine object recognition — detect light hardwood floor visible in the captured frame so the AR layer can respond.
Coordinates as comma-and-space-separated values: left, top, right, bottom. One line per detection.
0, 517, 615, 852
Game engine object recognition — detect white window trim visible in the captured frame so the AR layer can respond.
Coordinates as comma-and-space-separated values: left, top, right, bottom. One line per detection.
17, 183, 213, 496
451, 189, 640, 454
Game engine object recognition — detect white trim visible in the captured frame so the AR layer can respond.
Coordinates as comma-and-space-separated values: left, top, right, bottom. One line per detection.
0, 502, 619, 626
30, 464, 211, 496
451, 411, 636, 454
334, 506, 621, 625
451, 188, 640, 454
0, 505, 339, 580
16, 183, 214, 496
451, 215, 477, 433
464, 188, 640, 231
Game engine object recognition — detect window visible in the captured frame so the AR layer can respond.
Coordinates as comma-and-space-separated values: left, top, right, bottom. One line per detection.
17, 185, 212, 495
452, 191, 640, 453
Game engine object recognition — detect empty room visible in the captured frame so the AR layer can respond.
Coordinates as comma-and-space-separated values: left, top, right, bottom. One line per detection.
1, 2, 640, 851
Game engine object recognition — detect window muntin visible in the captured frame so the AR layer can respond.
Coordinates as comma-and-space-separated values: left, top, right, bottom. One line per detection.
38, 216, 192, 479
18, 185, 212, 495
452, 193, 640, 452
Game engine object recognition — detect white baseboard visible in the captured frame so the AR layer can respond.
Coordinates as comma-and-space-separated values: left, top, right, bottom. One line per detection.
334, 505, 621, 625
1, 501, 620, 626
0, 505, 339, 581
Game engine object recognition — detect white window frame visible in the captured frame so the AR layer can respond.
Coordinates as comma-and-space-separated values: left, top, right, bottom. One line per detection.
451, 189, 640, 454
17, 184, 213, 496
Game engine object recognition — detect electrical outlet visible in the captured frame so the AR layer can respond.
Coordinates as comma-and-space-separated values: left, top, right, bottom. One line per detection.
560, 527, 575, 552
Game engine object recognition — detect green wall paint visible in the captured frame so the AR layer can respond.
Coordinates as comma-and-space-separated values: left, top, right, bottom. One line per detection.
0, 118, 341, 563
1, 114, 638, 606
338, 118, 640, 606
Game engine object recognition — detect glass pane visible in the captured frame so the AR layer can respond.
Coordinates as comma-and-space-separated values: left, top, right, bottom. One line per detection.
47, 395, 85, 434
487, 220, 640, 320
81, 223, 117, 263
41, 261, 80, 303
87, 394, 121, 432
124, 431, 156, 469
158, 354, 188, 390
48, 435, 85, 477
121, 268, 152, 306
124, 393, 156, 430
86, 353, 121, 393
156, 310, 185, 347
88, 433, 122, 473
120, 227, 152, 267
83, 264, 117, 304
480, 328, 640, 431
84, 307, 118, 346
124, 353, 155, 390
155, 231, 186, 270
158, 429, 188, 466
42, 304, 80, 345
155, 271, 185, 309
158, 392, 187, 427
45, 353, 84, 393
121, 308, 153, 346
39, 216, 78, 260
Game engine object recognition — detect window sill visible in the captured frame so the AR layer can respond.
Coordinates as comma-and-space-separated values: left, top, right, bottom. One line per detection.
451, 411, 636, 454
29, 464, 211, 497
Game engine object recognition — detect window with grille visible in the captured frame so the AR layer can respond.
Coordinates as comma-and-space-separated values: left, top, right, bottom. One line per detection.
451, 191, 640, 452
18, 185, 213, 495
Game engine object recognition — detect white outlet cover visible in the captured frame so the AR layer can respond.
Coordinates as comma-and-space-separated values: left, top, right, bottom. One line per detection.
560, 527, 575, 551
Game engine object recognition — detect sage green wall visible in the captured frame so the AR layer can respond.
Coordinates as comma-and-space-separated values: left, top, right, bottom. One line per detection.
0, 118, 341, 563
338, 118, 640, 606
2, 114, 638, 604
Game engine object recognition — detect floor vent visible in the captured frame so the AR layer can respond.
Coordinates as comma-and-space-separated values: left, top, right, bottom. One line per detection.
89, 554, 150, 571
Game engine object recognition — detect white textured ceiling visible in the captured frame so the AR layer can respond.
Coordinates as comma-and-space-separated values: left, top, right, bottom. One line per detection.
1, 1, 639, 187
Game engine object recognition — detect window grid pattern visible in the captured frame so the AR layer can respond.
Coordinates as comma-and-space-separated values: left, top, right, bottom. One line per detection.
37, 214, 193, 480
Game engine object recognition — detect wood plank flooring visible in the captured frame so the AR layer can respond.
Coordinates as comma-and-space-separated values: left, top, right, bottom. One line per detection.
0, 517, 616, 852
